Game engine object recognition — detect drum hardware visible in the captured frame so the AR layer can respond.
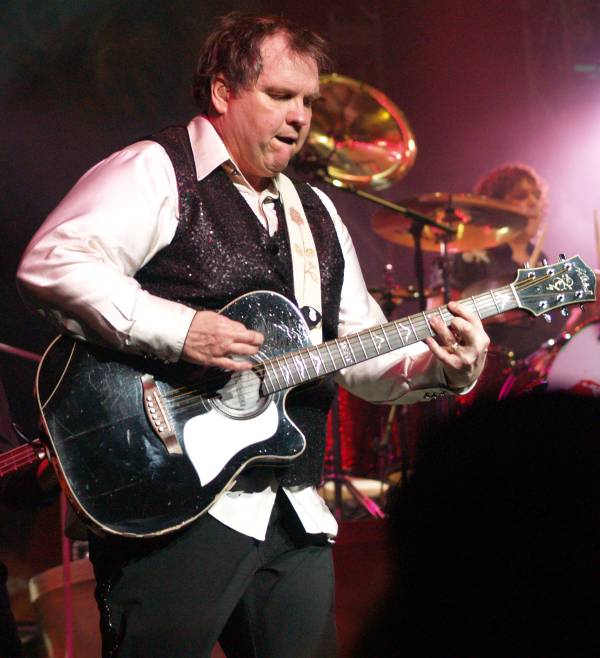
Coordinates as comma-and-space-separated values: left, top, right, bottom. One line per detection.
324, 389, 386, 520
379, 405, 410, 489
369, 284, 434, 309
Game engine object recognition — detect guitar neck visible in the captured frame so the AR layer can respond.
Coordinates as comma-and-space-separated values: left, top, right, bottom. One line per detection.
0, 442, 43, 477
261, 285, 517, 394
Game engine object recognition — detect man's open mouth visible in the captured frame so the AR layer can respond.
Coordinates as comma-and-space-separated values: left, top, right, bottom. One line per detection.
275, 136, 297, 145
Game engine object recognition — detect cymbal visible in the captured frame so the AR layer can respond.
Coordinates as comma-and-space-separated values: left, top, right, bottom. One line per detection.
301, 74, 417, 190
369, 285, 433, 305
372, 192, 529, 252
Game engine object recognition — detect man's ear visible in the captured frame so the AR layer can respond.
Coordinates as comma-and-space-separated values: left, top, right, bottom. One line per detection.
211, 75, 230, 115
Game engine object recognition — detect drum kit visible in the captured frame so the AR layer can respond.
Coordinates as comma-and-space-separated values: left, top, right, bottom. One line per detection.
298, 74, 600, 518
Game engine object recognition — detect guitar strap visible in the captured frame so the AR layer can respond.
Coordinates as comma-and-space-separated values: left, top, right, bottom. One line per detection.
276, 174, 323, 345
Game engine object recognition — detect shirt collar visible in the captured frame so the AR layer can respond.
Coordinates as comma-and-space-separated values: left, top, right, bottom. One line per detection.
186, 115, 279, 198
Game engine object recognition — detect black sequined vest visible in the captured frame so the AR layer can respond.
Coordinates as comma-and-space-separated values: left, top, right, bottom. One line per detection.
135, 126, 345, 486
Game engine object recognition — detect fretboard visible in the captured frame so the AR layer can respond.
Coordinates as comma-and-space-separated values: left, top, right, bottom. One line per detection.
261, 285, 518, 394
0, 442, 42, 477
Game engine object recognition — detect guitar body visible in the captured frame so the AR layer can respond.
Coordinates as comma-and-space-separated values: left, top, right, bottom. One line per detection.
36, 291, 310, 537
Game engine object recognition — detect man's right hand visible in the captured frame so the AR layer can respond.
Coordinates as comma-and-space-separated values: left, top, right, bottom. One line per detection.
181, 311, 264, 371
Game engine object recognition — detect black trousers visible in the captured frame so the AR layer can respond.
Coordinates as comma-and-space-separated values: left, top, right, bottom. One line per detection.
89, 490, 336, 658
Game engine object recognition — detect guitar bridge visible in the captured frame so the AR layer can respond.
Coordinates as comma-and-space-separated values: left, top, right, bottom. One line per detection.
140, 374, 182, 455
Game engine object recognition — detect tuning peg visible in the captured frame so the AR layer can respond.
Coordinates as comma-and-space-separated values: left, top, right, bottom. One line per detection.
543, 313, 552, 323
542, 258, 548, 266
559, 253, 566, 261
523, 261, 530, 269
560, 307, 570, 317
579, 304, 586, 312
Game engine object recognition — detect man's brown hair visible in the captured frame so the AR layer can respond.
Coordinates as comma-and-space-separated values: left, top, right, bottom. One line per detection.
193, 12, 331, 114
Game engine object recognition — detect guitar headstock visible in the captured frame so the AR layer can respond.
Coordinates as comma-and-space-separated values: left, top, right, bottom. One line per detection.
513, 255, 596, 316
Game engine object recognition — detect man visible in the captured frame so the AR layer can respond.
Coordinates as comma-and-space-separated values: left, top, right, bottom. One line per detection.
17, 12, 489, 658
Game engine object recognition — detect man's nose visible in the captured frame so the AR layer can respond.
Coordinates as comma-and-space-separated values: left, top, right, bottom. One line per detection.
287, 102, 310, 129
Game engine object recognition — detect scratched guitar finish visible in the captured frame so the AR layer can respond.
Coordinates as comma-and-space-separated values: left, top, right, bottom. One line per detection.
35, 256, 596, 537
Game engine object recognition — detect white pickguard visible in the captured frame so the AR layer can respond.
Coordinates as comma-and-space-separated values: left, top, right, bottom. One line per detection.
182, 400, 279, 486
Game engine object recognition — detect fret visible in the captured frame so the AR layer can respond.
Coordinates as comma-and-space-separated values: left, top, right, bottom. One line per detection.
356, 332, 369, 358
275, 356, 293, 387
291, 352, 309, 380
367, 328, 381, 355
303, 347, 321, 377
334, 338, 355, 367
282, 354, 300, 384
381, 325, 393, 350
314, 345, 329, 374
421, 311, 434, 337
471, 295, 482, 319
393, 320, 406, 346
290, 352, 305, 379
270, 359, 284, 389
407, 315, 418, 341
489, 289, 502, 314
263, 363, 276, 394
324, 342, 337, 370
344, 336, 358, 363
437, 307, 446, 325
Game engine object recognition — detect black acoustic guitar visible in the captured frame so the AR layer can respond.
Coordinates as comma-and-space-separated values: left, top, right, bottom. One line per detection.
35, 256, 596, 537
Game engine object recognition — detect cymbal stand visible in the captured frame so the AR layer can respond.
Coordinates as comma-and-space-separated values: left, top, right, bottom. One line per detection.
409, 219, 427, 311
434, 200, 462, 304
316, 174, 455, 310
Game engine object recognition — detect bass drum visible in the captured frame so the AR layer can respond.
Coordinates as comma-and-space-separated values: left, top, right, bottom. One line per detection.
499, 317, 600, 399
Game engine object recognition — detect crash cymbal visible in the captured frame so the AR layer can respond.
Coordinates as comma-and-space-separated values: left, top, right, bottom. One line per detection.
372, 192, 529, 252
369, 285, 433, 305
301, 74, 417, 190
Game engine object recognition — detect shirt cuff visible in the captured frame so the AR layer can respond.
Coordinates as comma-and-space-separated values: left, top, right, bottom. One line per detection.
127, 291, 197, 362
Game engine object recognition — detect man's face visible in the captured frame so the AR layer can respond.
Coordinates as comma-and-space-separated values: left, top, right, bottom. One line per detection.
210, 33, 320, 191
503, 177, 544, 239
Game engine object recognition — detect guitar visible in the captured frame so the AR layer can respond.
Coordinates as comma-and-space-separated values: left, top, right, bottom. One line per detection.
0, 440, 45, 478
35, 256, 596, 538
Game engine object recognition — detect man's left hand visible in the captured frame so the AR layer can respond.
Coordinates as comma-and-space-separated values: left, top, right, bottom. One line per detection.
425, 301, 490, 390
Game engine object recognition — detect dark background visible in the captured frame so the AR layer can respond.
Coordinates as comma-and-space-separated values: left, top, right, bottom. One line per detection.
2, 0, 600, 435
